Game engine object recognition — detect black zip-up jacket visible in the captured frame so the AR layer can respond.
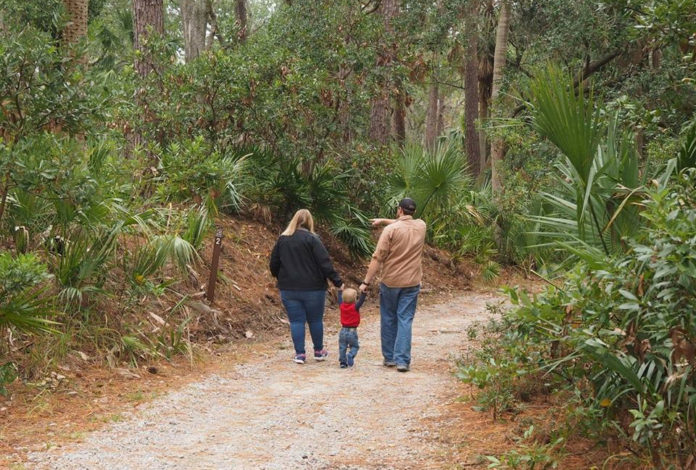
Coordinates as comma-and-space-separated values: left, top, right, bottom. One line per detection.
269, 229, 343, 290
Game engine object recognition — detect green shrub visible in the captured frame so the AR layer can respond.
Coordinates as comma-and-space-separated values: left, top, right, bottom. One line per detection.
246, 149, 375, 257
527, 67, 646, 258
463, 168, 696, 465
0, 252, 56, 333
0, 361, 18, 396
181, 206, 212, 251
155, 138, 248, 214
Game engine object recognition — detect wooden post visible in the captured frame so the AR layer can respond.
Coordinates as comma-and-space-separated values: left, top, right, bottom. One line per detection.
206, 228, 223, 303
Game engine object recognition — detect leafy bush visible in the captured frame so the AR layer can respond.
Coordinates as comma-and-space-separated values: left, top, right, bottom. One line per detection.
155, 138, 247, 214
387, 141, 472, 217
527, 67, 645, 258
457, 311, 550, 419
0, 362, 18, 396
0, 252, 55, 333
460, 168, 696, 466
246, 149, 375, 257
3, 135, 125, 238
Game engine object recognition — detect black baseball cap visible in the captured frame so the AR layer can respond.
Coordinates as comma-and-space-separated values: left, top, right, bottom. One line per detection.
398, 197, 417, 213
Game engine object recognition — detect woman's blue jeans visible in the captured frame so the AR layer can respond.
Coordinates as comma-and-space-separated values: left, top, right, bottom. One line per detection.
379, 283, 420, 367
280, 289, 326, 355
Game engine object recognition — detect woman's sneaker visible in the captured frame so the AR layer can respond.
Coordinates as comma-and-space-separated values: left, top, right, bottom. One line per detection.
314, 349, 328, 361
294, 353, 306, 364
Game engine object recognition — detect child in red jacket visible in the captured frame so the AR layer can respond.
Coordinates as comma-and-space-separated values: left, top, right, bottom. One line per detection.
338, 287, 366, 368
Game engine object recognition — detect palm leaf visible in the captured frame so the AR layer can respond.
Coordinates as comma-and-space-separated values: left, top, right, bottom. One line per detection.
0, 286, 59, 333
414, 141, 471, 216
529, 65, 602, 185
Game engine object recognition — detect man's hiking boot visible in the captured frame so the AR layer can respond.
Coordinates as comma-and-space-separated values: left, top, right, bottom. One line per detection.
396, 364, 409, 372
383, 360, 396, 367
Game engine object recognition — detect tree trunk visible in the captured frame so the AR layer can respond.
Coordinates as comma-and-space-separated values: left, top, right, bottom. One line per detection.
133, 0, 164, 77
478, 74, 490, 172
489, 0, 510, 195
393, 78, 406, 146
478, 0, 494, 174
63, 0, 89, 45
368, 0, 398, 144
337, 65, 353, 142
181, 0, 208, 62
424, 81, 439, 150
206, 0, 226, 49
436, 95, 446, 139
464, 0, 480, 178
369, 93, 390, 144
235, 0, 248, 43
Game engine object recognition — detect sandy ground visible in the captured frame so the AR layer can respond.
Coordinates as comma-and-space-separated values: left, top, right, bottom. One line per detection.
26, 291, 499, 470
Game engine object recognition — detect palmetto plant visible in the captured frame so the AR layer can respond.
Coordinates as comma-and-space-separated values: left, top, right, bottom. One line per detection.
182, 205, 212, 251
677, 124, 696, 173
0, 253, 57, 334
528, 66, 646, 256
52, 225, 121, 308
389, 141, 471, 218
248, 150, 374, 257
487, 171, 696, 461
156, 138, 248, 215
386, 141, 505, 270
329, 205, 373, 258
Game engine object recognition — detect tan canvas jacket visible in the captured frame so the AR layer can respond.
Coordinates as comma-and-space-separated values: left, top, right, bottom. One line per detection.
365, 215, 426, 288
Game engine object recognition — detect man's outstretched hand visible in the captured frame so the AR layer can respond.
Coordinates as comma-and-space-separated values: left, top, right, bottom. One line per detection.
370, 218, 395, 227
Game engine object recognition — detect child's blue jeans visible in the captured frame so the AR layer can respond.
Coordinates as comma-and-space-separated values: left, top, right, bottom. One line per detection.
338, 327, 359, 366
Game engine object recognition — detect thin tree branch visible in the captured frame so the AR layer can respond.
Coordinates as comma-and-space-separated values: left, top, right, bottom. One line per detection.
572, 49, 623, 88
361, 0, 381, 15
512, 49, 624, 118
427, 79, 466, 91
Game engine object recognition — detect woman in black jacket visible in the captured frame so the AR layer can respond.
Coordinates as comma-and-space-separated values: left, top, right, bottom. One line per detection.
270, 209, 343, 364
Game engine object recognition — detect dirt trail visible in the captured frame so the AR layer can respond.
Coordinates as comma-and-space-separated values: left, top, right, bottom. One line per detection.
27, 292, 498, 469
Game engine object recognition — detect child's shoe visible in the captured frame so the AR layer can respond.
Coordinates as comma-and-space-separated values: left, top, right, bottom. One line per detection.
340, 362, 348, 369
314, 349, 328, 361
346, 356, 354, 367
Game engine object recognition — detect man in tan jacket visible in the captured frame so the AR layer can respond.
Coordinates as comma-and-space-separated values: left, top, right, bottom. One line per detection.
359, 198, 426, 372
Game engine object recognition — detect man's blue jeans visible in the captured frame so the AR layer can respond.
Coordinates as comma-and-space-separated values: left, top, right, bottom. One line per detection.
379, 283, 420, 367
338, 327, 359, 366
280, 289, 326, 355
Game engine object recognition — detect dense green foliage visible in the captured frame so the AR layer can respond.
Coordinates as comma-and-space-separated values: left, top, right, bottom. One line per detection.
0, 0, 695, 463
461, 169, 696, 466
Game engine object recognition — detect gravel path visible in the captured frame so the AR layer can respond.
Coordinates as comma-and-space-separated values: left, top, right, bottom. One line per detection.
28, 292, 497, 470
